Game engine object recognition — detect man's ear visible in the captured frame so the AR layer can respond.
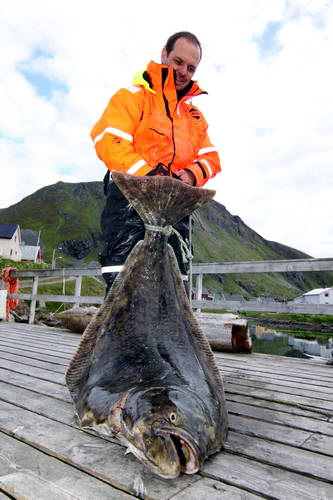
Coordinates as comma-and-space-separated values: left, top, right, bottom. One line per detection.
161, 47, 167, 64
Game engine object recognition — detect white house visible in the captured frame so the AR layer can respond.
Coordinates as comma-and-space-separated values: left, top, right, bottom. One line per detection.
20, 244, 42, 263
0, 223, 22, 262
293, 287, 333, 305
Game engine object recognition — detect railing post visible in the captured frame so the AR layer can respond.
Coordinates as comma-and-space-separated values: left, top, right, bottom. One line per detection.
74, 275, 82, 308
29, 276, 39, 324
196, 273, 203, 313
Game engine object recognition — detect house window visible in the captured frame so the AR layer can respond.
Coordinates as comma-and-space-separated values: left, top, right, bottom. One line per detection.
325, 293, 329, 297
10, 249, 13, 256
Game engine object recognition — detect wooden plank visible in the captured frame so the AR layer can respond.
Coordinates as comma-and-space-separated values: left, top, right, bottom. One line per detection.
225, 381, 333, 414
220, 364, 333, 389
0, 401, 197, 499
228, 414, 333, 455
0, 381, 73, 424
216, 354, 332, 379
0, 336, 77, 354
192, 299, 333, 315
300, 433, 333, 456
0, 329, 80, 346
0, 472, 80, 500
228, 400, 333, 436
225, 374, 333, 400
8, 293, 104, 305
224, 431, 333, 482
0, 359, 65, 385
0, 340, 72, 360
192, 257, 333, 274
217, 351, 329, 369
202, 453, 333, 500
11, 268, 102, 278
219, 360, 333, 385
28, 276, 39, 324
0, 369, 70, 402
0, 352, 66, 374
0, 432, 133, 499
221, 364, 333, 389
0, 323, 77, 338
10, 258, 333, 278
74, 275, 82, 308
0, 346, 70, 366
226, 393, 330, 421
172, 477, 263, 499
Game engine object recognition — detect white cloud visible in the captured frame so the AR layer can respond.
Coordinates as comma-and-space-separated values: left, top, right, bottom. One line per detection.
0, 0, 332, 258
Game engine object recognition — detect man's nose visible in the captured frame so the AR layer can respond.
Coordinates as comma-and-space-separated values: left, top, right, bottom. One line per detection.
177, 64, 187, 77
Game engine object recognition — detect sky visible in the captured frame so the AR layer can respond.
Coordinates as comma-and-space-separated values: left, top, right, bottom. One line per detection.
1, 0, 332, 258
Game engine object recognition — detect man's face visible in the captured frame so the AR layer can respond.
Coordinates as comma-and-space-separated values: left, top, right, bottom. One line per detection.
161, 38, 201, 91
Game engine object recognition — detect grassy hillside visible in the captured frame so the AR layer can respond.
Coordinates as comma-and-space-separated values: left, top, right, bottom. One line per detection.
0, 181, 103, 262
1, 180, 332, 300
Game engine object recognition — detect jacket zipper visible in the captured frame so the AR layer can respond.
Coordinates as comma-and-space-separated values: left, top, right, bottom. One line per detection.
162, 94, 176, 171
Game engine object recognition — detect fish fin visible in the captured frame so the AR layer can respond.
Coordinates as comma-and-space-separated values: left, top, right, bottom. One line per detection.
65, 300, 111, 402
65, 241, 145, 403
111, 171, 215, 227
167, 245, 227, 402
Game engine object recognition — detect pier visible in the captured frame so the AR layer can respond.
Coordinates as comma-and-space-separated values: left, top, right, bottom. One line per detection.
0, 322, 332, 499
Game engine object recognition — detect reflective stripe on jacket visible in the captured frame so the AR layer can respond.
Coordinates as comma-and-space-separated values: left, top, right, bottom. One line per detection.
90, 61, 221, 186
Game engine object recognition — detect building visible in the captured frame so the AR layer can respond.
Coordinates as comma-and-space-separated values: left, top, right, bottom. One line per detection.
0, 223, 22, 262
293, 287, 333, 305
20, 245, 42, 263
20, 229, 42, 263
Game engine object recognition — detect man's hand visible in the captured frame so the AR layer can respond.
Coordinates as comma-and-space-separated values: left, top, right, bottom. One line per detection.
174, 169, 195, 185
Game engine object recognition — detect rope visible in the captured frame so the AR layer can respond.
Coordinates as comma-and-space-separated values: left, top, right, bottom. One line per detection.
1, 267, 20, 321
144, 224, 173, 237
144, 223, 193, 264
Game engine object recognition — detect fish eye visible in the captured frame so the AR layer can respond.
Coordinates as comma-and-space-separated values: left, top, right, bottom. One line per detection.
169, 412, 177, 423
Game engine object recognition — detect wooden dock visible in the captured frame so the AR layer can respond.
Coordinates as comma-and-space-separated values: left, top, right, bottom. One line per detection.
0, 322, 332, 499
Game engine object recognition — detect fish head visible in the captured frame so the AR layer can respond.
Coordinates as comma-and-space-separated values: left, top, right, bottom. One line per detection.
120, 386, 219, 479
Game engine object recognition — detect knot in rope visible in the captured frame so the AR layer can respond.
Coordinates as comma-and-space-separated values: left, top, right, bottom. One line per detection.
144, 224, 193, 264
144, 224, 173, 237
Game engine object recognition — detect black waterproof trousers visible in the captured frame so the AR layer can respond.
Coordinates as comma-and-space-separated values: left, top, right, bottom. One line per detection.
99, 172, 191, 293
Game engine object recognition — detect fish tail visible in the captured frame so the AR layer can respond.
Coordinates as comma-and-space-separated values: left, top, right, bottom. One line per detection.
111, 172, 215, 227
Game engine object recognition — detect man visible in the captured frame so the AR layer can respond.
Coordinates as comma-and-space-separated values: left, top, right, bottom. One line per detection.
91, 31, 221, 292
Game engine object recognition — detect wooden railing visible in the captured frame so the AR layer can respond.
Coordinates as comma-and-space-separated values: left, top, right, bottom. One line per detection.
192, 258, 333, 315
4, 257, 333, 323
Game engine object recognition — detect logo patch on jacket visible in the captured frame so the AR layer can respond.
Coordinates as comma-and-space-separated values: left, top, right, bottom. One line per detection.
189, 107, 202, 120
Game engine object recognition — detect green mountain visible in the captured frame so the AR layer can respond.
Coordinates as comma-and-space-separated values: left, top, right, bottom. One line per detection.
1, 180, 331, 300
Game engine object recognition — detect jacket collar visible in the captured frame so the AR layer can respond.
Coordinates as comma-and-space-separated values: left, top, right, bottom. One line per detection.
133, 61, 206, 114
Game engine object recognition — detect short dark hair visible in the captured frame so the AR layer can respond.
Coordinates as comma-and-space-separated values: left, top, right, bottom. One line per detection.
165, 31, 202, 59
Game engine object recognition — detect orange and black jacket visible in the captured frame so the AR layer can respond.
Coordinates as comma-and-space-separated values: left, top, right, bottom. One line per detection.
90, 61, 221, 187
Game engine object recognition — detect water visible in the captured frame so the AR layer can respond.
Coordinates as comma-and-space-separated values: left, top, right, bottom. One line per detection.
250, 324, 333, 361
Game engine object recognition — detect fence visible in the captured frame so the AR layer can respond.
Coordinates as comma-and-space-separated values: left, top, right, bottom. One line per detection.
4, 257, 333, 324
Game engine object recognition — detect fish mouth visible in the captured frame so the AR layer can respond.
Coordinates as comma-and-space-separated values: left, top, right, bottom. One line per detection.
120, 427, 200, 479
157, 427, 200, 475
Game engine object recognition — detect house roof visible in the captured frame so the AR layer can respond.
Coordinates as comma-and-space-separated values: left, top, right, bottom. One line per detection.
20, 245, 40, 261
0, 223, 19, 239
303, 287, 332, 296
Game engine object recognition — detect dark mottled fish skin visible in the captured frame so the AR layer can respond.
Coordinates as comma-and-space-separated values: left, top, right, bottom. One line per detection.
66, 172, 228, 478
